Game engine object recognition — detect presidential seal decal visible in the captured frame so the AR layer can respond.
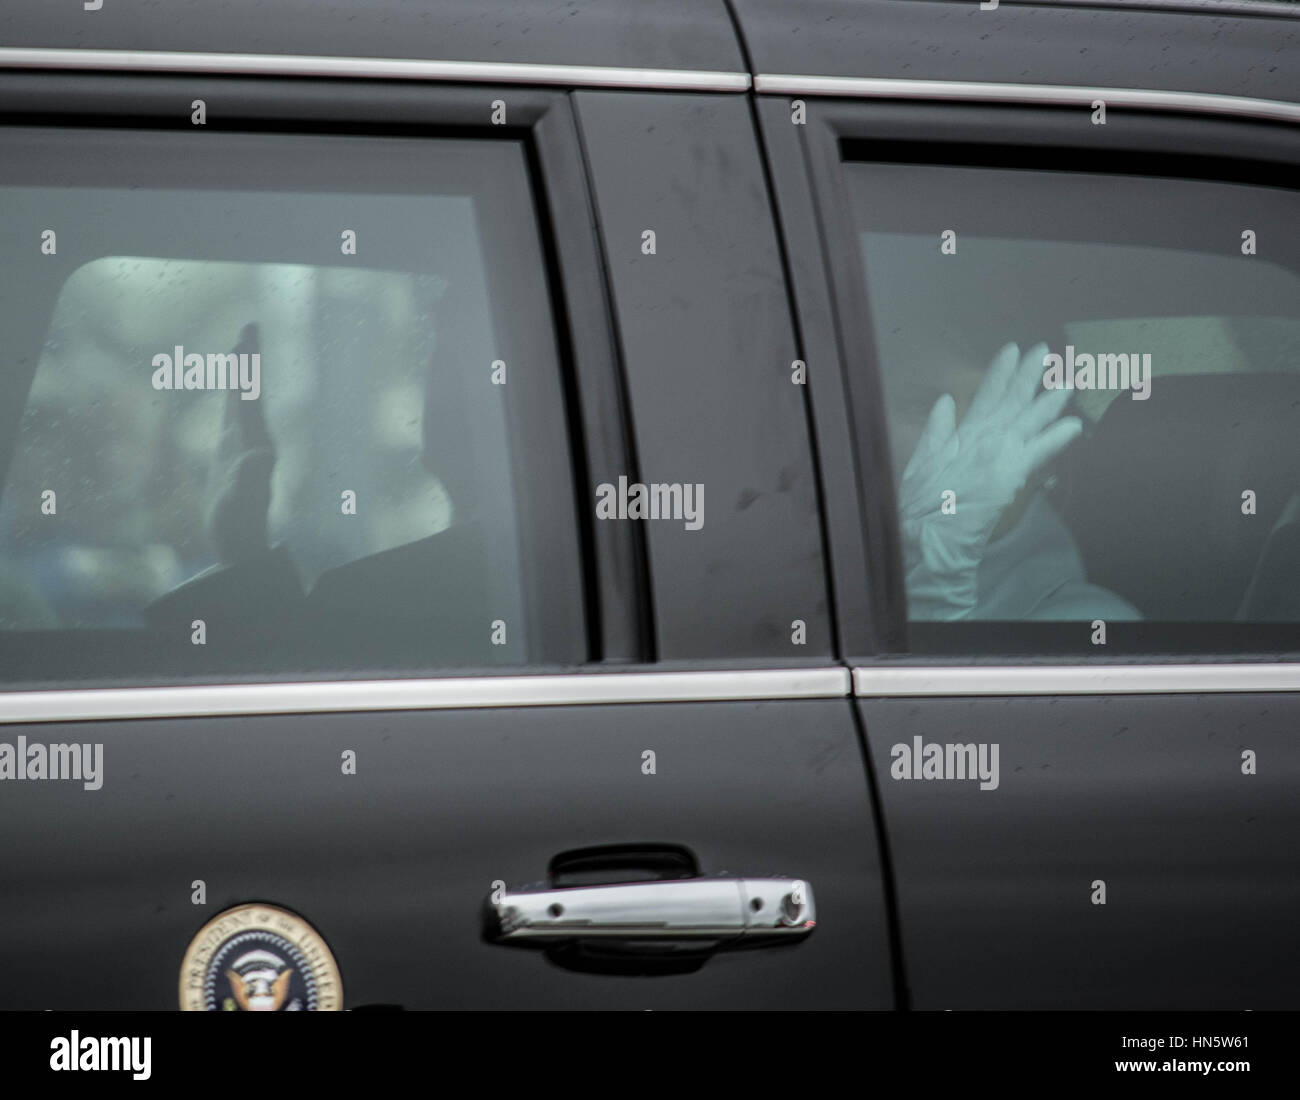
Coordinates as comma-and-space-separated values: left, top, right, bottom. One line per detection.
179, 903, 343, 1011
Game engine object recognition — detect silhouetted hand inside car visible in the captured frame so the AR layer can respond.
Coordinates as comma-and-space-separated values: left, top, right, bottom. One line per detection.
897, 341, 1083, 620
206, 322, 274, 565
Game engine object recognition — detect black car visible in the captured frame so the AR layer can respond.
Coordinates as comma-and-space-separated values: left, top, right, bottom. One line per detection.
0, 0, 1297, 1015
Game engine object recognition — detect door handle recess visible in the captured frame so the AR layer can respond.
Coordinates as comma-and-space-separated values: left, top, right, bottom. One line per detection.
484, 877, 815, 948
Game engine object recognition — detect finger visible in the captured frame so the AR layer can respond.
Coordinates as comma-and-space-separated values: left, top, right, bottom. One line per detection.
1023, 415, 1083, 474
214, 324, 266, 459
1019, 374, 1075, 438
903, 393, 957, 481
1009, 341, 1051, 411
230, 323, 272, 453
965, 341, 1020, 424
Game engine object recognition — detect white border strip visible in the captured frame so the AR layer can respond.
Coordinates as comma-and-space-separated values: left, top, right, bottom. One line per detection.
0, 668, 849, 725
854, 664, 1300, 697
0, 47, 751, 92
753, 74, 1300, 127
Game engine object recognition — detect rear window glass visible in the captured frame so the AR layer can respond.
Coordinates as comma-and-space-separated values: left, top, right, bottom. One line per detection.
847, 159, 1300, 655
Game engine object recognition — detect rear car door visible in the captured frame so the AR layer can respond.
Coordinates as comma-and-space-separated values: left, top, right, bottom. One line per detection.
751, 0, 1300, 1008
0, 0, 895, 1009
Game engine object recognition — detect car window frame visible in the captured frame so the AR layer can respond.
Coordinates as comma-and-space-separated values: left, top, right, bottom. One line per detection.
767, 92, 1300, 664
0, 70, 650, 685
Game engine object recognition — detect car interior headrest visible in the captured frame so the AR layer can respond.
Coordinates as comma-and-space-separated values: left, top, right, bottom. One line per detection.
1052, 372, 1300, 620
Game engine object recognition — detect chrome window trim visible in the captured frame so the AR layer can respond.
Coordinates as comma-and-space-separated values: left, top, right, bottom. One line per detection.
0, 50, 1293, 123
5, 663, 1300, 719
0, 668, 849, 724
1013, 0, 1300, 16
0, 47, 751, 92
753, 75, 1300, 127
854, 664, 1300, 697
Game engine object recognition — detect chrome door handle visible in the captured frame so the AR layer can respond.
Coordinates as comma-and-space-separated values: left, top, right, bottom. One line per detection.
485, 877, 815, 947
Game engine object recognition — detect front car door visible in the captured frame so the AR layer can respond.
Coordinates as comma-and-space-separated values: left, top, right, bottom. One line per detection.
0, 0, 895, 1010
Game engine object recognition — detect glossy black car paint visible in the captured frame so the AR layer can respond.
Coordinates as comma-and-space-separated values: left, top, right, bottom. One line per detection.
1, 701, 891, 1010
573, 90, 833, 660
734, 0, 1300, 101
859, 693, 1300, 1009
1, 0, 747, 75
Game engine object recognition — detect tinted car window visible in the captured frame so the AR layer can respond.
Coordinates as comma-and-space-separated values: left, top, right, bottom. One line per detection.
847, 159, 1300, 654
0, 129, 584, 685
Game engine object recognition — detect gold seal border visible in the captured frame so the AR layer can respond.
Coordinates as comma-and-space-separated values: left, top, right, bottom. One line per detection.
179, 902, 344, 1011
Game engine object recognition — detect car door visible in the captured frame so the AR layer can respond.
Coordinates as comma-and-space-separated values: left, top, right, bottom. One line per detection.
0, 3, 896, 1009
751, 0, 1300, 1009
